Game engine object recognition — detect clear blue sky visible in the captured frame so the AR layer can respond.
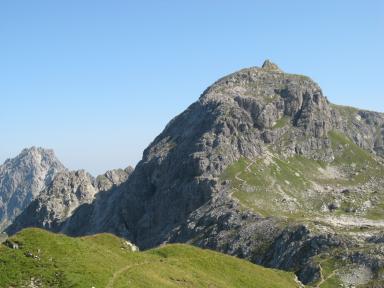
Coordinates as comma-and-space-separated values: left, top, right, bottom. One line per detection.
1, 1, 383, 175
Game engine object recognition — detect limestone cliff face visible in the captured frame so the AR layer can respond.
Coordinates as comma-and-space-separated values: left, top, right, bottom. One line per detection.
0, 147, 66, 231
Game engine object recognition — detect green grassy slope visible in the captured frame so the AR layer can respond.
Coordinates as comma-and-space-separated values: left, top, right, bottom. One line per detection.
0, 228, 299, 288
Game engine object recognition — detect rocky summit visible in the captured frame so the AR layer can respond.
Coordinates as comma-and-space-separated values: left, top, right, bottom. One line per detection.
0, 147, 65, 231
6, 61, 384, 287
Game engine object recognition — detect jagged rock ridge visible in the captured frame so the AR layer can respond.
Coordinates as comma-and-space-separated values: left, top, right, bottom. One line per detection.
6, 167, 133, 235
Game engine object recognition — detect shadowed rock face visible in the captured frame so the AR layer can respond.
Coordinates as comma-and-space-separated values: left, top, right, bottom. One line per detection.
0, 147, 66, 231
7, 61, 384, 286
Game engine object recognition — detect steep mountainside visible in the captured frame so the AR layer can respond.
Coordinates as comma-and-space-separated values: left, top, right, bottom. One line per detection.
8, 61, 384, 287
6, 167, 132, 235
0, 228, 298, 288
0, 147, 65, 231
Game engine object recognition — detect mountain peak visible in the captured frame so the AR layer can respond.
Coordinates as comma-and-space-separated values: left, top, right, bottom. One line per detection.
261, 59, 282, 72
20, 146, 55, 157
0, 147, 66, 231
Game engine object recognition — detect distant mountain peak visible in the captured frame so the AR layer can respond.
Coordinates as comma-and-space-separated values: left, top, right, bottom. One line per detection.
21, 146, 54, 154
3, 146, 56, 164
0, 147, 66, 231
